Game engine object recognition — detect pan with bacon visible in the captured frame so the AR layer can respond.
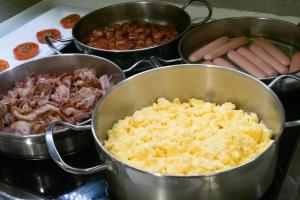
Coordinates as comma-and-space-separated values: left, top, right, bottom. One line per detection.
0, 54, 125, 159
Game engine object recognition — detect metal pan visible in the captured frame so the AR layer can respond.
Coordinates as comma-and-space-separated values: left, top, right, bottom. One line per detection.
0, 54, 125, 159
45, 65, 300, 200
149, 17, 300, 92
46, 0, 212, 69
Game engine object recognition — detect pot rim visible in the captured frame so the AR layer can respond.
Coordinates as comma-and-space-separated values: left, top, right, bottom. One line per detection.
72, 1, 191, 53
91, 64, 285, 178
178, 16, 300, 81
0, 53, 125, 142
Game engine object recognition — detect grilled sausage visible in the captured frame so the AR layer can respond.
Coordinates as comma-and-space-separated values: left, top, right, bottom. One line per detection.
204, 36, 249, 61
212, 57, 237, 69
188, 36, 230, 62
289, 52, 300, 73
227, 50, 267, 78
254, 37, 290, 66
237, 47, 278, 77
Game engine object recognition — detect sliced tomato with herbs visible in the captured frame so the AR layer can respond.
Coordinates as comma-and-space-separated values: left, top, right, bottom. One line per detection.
36, 28, 62, 44
60, 14, 81, 29
0, 59, 9, 72
13, 42, 39, 60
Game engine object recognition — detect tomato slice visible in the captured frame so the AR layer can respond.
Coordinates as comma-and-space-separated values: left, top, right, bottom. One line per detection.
13, 42, 39, 60
36, 28, 62, 44
60, 14, 81, 29
0, 59, 9, 72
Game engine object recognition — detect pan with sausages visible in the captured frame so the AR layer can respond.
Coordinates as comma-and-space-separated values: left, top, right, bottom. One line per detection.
149, 17, 300, 92
46, 0, 212, 69
179, 17, 300, 83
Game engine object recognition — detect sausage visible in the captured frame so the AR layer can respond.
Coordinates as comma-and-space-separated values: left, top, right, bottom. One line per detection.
289, 52, 300, 73
204, 36, 249, 61
227, 50, 267, 78
237, 47, 278, 77
188, 36, 230, 62
202, 60, 214, 65
254, 37, 290, 66
249, 44, 288, 74
212, 57, 237, 69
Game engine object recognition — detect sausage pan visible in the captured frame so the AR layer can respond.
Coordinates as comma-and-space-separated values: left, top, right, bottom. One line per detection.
46, 0, 212, 69
149, 17, 300, 93
0, 54, 125, 159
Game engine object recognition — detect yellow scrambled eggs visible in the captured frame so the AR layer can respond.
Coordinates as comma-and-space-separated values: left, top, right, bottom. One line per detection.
104, 98, 272, 175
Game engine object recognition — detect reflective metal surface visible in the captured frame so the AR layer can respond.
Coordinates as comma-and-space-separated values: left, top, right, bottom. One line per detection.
70, 0, 212, 68
0, 54, 125, 159
47, 65, 293, 200
178, 17, 300, 92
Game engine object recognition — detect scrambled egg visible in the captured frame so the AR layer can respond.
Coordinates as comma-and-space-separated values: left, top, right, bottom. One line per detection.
104, 98, 273, 175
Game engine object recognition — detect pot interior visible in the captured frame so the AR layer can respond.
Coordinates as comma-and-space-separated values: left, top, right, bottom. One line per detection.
73, 2, 190, 44
180, 17, 300, 62
0, 54, 124, 94
93, 65, 284, 152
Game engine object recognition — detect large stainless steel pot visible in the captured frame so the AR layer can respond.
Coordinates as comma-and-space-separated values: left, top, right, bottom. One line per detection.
46, 65, 300, 200
0, 54, 125, 159
46, 0, 212, 69
149, 17, 300, 92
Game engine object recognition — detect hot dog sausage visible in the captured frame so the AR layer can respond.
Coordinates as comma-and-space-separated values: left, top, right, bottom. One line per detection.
188, 36, 230, 62
227, 50, 267, 78
212, 57, 237, 69
249, 44, 288, 74
204, 36, 249, 61
254, 37, 290, 66
289, 52, 300, 73
202, 60, 214, 65
237, 47, 278, 77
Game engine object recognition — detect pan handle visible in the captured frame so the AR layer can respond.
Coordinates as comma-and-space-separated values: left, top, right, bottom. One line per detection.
150, 56, 184, 68
45, 121, 109, 175
45, 36, 74, 54
182, 0, 212, 26
268, 75, 300, 128
122, 59, 155, 73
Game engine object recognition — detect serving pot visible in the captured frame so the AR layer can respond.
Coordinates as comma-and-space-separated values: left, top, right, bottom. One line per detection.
46, 0, 212, 69
149, 17, 300, 92
0, 54, 125, 159
46, 65, 300, 200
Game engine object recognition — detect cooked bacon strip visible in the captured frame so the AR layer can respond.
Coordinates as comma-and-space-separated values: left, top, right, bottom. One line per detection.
0, 68, 113, 135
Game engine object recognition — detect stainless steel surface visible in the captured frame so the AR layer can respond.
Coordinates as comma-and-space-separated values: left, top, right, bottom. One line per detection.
67, 0, 212, 68
177, 17, 300, 91
45, 121, 108, 174
0, 182, 44, 200
49, 65, 291, 200
0, 54, 125, 159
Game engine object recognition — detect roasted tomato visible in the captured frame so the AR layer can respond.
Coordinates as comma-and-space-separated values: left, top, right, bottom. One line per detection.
13, 42, 39, 60
60, 14, 81, 29
36, 28, 62, 44
0, 59, 9, 72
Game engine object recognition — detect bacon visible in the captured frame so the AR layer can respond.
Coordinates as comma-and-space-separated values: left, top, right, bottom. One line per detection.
0, 68, 113, 135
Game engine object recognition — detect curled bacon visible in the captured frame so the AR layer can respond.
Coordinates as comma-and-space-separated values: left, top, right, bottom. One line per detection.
0, 68, 113, 135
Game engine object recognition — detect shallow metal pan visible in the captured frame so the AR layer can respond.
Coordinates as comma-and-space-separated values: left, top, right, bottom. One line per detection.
0, 54, 125, 159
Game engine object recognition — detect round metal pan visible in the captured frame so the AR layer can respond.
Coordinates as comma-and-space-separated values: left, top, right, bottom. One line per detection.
0, 54, 125, 159
149, 17, 300, 93
46, 0, 212, 69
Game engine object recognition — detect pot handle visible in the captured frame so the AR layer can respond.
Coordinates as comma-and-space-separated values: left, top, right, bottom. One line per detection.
182, 0, 213, 26
122, 59, 154, 73
150, 56, 184, 68
268, 75, 300, 128
45, 121, 108, 175
45, 36, 74, 54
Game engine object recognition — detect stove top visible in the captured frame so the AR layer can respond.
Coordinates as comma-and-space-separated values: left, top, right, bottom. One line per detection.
1, 43, 300, 200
